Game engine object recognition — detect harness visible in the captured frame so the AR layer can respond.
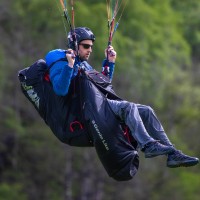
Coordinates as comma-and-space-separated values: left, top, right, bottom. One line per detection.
18, 59, 139, 181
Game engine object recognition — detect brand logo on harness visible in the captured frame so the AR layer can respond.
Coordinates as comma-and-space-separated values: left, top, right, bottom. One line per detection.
21, 82, 40, 109
92, 120, 109, 151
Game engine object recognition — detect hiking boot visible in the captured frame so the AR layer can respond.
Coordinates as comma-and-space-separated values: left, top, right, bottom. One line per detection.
144, 141, 175, 158
167, 150, 199, 168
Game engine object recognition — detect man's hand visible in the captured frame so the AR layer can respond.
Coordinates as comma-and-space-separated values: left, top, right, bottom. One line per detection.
105, 45, 117, 63
66, 49, 75, 68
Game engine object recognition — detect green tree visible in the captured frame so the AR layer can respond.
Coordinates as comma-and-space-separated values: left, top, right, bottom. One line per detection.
0, 183, 27, 200
1, 0, 200, 199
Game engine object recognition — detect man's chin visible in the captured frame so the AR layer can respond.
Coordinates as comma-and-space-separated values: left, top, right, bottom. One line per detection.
81, 57, 89, 61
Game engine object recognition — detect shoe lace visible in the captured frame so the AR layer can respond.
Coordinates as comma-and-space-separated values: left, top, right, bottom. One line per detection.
172, 150, 187, 160
146, 141, 163, 151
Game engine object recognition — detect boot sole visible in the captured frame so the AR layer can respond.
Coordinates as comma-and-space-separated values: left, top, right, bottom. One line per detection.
167, 160, 199, 168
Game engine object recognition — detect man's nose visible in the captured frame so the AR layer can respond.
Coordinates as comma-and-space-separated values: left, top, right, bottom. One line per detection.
88, 47, 92, 52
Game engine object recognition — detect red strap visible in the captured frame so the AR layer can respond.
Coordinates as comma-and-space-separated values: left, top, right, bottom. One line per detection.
124, 126, 131, 143
44, 73, 50, 82
70, 121, 84, 132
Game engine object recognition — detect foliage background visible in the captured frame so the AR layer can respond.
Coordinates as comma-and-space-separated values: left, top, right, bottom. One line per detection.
0, 0, 200, 199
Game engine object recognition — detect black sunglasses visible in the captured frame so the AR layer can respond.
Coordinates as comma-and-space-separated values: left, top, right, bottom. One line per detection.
79, 43, 93, 49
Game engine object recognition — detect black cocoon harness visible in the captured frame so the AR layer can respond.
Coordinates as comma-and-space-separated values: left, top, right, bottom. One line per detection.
18, 59, 139, 181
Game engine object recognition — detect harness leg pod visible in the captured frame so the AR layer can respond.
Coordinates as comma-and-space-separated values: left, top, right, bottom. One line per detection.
79, 69, 139, 181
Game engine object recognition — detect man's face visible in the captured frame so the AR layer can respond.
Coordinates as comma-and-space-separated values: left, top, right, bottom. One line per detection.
78, 40, 93, 61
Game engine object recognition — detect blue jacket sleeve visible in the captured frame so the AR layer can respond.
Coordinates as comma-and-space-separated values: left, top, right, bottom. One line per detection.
101, 59, 115, 81
49, 61, 73, 96
45, 49, 73, 96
